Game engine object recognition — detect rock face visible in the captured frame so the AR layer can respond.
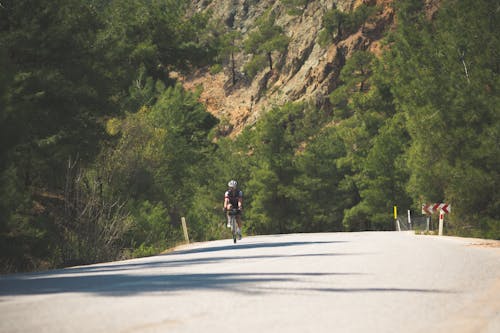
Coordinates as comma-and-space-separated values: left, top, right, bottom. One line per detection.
179, 0, 395, 136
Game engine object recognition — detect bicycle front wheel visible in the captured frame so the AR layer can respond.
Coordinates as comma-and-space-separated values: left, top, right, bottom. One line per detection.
230, 215, 237, 243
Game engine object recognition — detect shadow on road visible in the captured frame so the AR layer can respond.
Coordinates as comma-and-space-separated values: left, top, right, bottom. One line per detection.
171, 240, 348, 255
0, 270, 453, 297
59, 252, 359, 275
300, 287, 454, 294
0, 239, 454, 298
0, 272, 355, 297
5, 239, 350, 276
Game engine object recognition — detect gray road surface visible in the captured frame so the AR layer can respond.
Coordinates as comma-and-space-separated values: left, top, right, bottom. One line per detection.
1, 232, 499, 333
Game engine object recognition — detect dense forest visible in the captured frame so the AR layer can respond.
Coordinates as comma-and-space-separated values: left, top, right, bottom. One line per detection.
0, 0, 498, 273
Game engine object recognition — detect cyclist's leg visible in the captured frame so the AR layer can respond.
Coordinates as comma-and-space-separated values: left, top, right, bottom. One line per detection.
226, 204, 233, 227
236, 214, 242, 238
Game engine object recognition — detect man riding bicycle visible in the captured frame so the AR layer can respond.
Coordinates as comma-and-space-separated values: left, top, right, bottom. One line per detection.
224, 180, 243, 239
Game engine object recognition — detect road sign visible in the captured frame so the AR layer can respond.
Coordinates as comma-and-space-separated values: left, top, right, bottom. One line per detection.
422, 203, 451, 215
422, 204, 432, 215
440, 203, 451, 214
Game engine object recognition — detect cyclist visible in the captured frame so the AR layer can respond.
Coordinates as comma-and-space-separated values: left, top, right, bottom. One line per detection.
224, 180, 243, 239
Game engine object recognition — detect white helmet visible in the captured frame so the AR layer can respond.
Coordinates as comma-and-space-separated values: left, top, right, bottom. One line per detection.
228, 180, 237, 188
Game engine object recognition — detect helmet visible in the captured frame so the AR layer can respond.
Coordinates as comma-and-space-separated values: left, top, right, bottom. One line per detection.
228, 180, 237, 188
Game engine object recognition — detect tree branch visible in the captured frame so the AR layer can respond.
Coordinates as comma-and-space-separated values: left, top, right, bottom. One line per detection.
459, 49, 470, 84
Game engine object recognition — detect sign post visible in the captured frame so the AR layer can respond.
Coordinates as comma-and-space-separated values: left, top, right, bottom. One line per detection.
407, 210, 412, 230
394, 206, 401, 231
181, 217, 190, 244
438, 211, 444, 236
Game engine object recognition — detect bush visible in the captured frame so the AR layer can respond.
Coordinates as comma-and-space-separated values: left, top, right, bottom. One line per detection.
210, 63, 223, 74
243, 54, 267, 78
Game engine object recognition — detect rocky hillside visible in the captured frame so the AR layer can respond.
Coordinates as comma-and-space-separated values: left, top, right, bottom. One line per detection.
176, 0, 397, 135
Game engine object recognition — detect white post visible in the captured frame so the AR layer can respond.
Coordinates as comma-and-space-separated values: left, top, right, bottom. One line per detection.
181, 217, 190, 243
438, 210, 444, 236
407, 210, 412, 230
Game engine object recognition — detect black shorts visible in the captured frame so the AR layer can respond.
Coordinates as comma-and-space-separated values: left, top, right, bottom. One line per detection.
227, 209, 241, 216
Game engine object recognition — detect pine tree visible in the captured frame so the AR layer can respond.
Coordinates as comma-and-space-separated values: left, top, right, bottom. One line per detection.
244, 11, 289, 76
388, 0, 499, 236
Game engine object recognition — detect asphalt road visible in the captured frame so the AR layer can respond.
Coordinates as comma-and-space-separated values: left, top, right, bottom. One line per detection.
1, 232, 499, 333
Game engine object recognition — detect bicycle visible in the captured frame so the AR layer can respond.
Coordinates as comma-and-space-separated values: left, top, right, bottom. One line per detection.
226, 208, 241, 243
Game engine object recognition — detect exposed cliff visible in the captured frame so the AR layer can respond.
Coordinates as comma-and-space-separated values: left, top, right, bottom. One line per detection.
177, 0, 396, 135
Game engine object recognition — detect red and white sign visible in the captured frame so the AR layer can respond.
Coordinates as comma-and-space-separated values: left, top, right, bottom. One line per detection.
440, 203, 451, 214
422, 203, 451, 215
422, 204, 432, 215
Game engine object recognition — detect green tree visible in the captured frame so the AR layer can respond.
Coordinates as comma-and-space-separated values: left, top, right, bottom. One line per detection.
319, 4, 377, 45
0, 0, 117, 271
148, 84, 218, 223
291, 127, 350, 232
244, 104, 300, 233
100, 84, 218, 252
345, 113, 411, 231
218, 29, 243, 85
330, 51, 376, 119
244, 11, 289, 76
281, 0, 310, 16
327, 46, 410, 231
243, 102, 333, 234
388, 0, 499, 237
0, 0, 223, 271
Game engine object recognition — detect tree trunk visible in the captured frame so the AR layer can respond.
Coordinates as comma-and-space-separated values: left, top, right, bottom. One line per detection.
268, 52, 273, 70
231, 51, 236, 85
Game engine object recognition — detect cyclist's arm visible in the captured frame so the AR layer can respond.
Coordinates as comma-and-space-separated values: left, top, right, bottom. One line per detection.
238, 192, 243, 210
